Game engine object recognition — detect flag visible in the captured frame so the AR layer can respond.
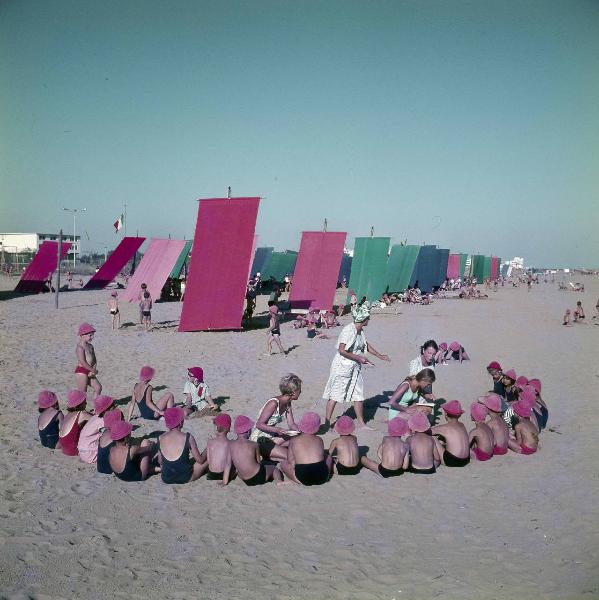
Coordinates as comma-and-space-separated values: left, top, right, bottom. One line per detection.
113, 213, 124, 233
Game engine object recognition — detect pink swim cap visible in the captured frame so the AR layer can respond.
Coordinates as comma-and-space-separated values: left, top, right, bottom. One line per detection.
520, 387, 537, 406
439, 342, 448, 351
164, 407, 185, 430
503, 369, 517, 381
213, 413, 232, 430
38, 390, 58, 409
388, 417, 408, 437
470, 403, 488, 422
449, 341, 461, 352
234, 415, 254, 435
442, 400, 464, 416
102, 409, 123, 430
515, 376, 529, 390
335, 416, 355, 436
408, 412, 431, 433
486, 361, 502, 371
298, 412, 321, 435
139, 366, 155, 382
513, 401, 532, 418
67, 390, 87, 409
528, 379, 542, 393
187, 367, 204, 382
93, 395, 114, 416
483, 393, 503, 413
111, 421, 133, 441
78, 322, 96, 336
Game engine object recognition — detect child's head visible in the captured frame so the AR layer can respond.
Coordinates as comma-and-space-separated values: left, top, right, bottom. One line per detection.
38, 390, 58, 411
502, 369, 517, 384
388, 417, 408, 437
77, 322, 95, 339
298, 412, 321, 435
279, 373, 302, 399
470, 402, 488, 423
486, 361, 502, 377
449, 341, 461, 352
442, 400, 464, 420
140, 365, 155, 382
408, 412, 431, 434
334, 416, 355, 436
420, 340, 439, 362
482, 393, 503, 414
577, 301, 582, 307
67, 390, 87, 412
416, 368, 436, 390
234, 415, 254, 438
111, 421, 133, 444
187, 366, 204, 383
94, 395, 115, 417
103, 409, 123, 430
513, 400, 532, 420
143, 291, 150, 299
164, 407, 185, 430
213, 413, 231, 434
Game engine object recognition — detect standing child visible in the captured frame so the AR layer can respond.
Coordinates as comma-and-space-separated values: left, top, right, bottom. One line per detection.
468, 402, 494, 461
574, 301, 585, 322
406, 413, 440, 474
140, 291, 152, 331
482, 393, 510, 455
202, 413, 233, 484
137, 283, 150, 323
37, 391, 64, 449
75, 323, 102, 398
431, 400, 470, 467
329, 416, 363, 475
508, 401, 539, 455
107, 291, 120, 330
266, 305, 286, 356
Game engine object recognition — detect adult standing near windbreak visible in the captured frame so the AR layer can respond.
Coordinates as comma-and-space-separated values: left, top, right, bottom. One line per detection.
323, 303, 390, 430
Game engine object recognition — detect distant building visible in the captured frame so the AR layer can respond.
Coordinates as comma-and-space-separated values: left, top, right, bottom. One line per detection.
0, 232, 81, 257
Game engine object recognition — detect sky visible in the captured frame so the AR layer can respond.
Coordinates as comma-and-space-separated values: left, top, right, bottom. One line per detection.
1, 0, 598, 268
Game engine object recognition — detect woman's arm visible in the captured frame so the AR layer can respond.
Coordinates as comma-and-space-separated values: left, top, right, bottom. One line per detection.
367, 342, 390, 362
338, 343, 372, 365
255, 399, 287, 436
388, 381, 410, 409
144, 387, 164, 416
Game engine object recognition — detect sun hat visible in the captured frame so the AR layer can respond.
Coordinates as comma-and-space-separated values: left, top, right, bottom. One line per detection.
214, 413, 232, 430
439, 342, 448, 351
483, 393, 503, 413
408, 412, 431, 433
164, 407, 185, 430
442, 400, 464, 416
78, 322, 95, 336
94, 395, 114, 416
111, 421, 133, 441
335, 416, 355, 436
234, 415, 254, 435
102, 409, 123, 430
515, 376, 529, 389
486, 361, 502, 371
470, 403, 488, 422
187, 367, 204, 382
513, 401, 532, 418
38, 390, 58, 409
528, 379, 542, 393
503, 369, 517, 381
449, 341, 461, 352
298, 412, 321, 435
67, 390, 87, 409
139, 366, 155, 382
388, 417, 408, 437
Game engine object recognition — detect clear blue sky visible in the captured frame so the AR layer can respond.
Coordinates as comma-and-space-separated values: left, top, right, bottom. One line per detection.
1, 0, 598, 267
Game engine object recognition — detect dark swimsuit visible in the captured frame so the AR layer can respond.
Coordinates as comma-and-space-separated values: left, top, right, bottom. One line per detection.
408, 458, 436, 474
113, 446, 143, 482
110, 309, 119, 315
39, 413, 60, 448
295, 460, 329, 486
159, 434, 194, 484
335, 462, 361, 476
97, 440, 115, 474
242, 463, 267, 486
271, 327, 280, 336
443, 449, 470, 467
307, 329, 317, 339
142, 310, 151, 317
207, 470, 224, 481
378, 464, 403, 478
137, 385, 159, 420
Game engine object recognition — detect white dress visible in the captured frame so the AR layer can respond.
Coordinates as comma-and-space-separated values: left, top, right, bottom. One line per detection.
408, 356, 436, 377
323, 323, 368, 403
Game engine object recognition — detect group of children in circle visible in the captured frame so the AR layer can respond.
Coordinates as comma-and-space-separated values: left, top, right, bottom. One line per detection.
36, 321, 546, 486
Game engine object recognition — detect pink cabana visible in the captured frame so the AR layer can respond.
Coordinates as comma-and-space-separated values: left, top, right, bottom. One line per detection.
289, 231, 347, 310
122, 238, 187, 302
179, 197, 260, 331
84, 237, 145, 290
491, 256, 499, 279
446, 254, 461, 280
15, 241, 72, 293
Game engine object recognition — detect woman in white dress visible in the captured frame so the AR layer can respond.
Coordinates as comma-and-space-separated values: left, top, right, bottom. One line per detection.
323, 303, 390, 430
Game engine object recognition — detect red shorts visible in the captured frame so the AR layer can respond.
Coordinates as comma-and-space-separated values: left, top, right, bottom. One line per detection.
75, 365, 92, 376
473, 447, 493, 461
493, 446, 508, 456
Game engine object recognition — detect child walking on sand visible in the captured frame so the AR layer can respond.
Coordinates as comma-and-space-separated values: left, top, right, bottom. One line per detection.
140, 291, 152, 331
266, 305, 286, 355
107, 292, 120, 330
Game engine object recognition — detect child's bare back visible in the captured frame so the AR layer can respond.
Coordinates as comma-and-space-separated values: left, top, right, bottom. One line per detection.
379, 436, 408, 471
330, 434, 360, 468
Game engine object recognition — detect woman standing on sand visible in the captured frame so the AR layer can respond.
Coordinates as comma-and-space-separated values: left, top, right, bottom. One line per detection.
323, 303, 390, 430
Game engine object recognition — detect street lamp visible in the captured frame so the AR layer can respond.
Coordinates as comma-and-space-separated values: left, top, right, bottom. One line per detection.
63, 207, 86, 269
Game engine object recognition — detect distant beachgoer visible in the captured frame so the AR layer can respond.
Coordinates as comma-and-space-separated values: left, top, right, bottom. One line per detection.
405, 413, 439, 474
563, 309, 572, 326
323, 303, 390, 430
183, 366, 218, 415
59, 390, 92, 456
107, 292, 120, 330
508, 401, 539, 455
432, 401, 470, 467
127, 366, 175, 421
230, 416, 283, 486
249, 373, 301, 460
446, 341, 470, 362
137, 283, 150, 323
574, 301, 585, 322
157, 407, 206, 484
468, 402, 494, 461
109, 421, 157, 482
140, 291, 152, 331
78, 395, 116, 464
266, 305, 286, 356
202, 413, 233, 484
482, 394, 509, 455
362, 417, 410, 478
37, 390, 63, 449
277, 412, 332, 486
75, 323, 102, 398
97, 409, 123, 474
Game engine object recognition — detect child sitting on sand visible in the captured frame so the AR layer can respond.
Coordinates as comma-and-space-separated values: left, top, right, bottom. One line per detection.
432, 401, 470, 467
266, 305, 286, 355
127, 366, 175, 421
37, 391, 63, 449
406, 413, 440, 474
482, 393, 510, 455
78, 395, 115, 464
202, 413, 233, 484
329, 416, 363, 476
157, 407, 205, 484
183, 367, 218, 415
278, 412, 332, 486
97, 409, 123, 475
446, 341, 470, 362
109, 421, 157, 482
388, 368, 436, 420
501, 369, 518, 402
486, 361, 505, 397
59, 390, 92, 456
107, 291, 120, 330
229, 416, 283, 486
508, 401, 539, 455
75, 323, 102, 398
140, 291, 152, 331
468, 402, 494, 461
362, 417, 410, 478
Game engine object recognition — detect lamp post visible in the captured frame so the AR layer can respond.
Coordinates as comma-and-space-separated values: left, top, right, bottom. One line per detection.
62, 207, 86, 269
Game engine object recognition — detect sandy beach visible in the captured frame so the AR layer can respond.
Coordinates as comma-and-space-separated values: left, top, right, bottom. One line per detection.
1, 275, 598, 599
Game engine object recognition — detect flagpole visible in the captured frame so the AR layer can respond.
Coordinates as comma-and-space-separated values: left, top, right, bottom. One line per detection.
124, 202, 127, 237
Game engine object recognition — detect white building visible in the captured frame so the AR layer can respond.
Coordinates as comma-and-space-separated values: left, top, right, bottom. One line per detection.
0, 233, 81, 257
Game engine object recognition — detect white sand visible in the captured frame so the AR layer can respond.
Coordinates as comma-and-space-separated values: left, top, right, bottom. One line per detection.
0, 275, 598, 599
